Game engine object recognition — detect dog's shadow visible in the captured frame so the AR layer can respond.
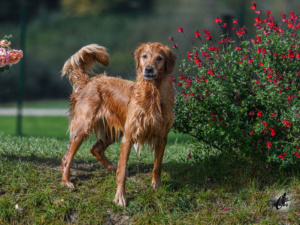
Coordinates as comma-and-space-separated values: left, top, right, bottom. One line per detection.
0, 151, 289, 194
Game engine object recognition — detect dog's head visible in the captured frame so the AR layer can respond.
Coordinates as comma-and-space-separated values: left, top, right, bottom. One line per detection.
134, 42, 176, 81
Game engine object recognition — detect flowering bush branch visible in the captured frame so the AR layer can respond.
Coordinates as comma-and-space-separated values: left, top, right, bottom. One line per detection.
171, 2, 300, 168
0, 35, 23, 72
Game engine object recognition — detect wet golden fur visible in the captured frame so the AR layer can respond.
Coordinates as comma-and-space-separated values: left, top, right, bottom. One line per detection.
61, 42, 176, 206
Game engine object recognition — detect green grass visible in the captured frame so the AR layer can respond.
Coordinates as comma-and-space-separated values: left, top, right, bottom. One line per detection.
0, 131, 300, 224
0, 114, 299, 224
0, 116, 69, 139
0, 116, 189, 145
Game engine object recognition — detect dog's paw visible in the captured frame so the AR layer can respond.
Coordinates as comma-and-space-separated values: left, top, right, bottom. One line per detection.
62, 181, 75, 188
151, 179, 161, 190
114, 192, 127, 207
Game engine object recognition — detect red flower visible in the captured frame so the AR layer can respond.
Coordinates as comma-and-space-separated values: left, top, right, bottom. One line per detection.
178, 27, 183, 32
284, 152, 287, 156
233, 19, 238, 24
207, 69, 214, 76
236, 46, 241, 50
215, 17, 222, 23
194, 31, 200, 38
267, 142, 272, 149
271, 113, 275, 117
223, 23, 227, 28
249, 131, 253, 135
257, 111, 262, 118
236, 29, 246, 37
171, 77, 175, 84
278, 155, 284, 159
168, 36, 173, 41
172, 43, 178, 49
188, 153, 192, 159
130, 51, 133, 55
202, 29, 212, 40
283, 120, 291, 127
209, 46, 219, 51
193, 52, 198, 59
254, 80, 259, 84
270, 130, 276, 136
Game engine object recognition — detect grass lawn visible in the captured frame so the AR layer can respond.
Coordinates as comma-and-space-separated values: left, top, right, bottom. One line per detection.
0, 116, 300, 224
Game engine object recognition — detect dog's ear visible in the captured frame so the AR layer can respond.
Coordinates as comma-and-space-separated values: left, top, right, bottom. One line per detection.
163, 46, 176, 74
134, 44, 144, 71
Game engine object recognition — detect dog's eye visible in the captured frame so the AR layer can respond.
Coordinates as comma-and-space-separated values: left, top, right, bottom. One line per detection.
142, 54, 148, 59
156, 56, 163, 61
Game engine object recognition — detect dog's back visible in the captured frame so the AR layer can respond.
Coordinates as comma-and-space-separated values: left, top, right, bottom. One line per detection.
61, 44, 134, 139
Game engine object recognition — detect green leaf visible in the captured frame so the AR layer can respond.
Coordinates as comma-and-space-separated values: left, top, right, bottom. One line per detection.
3, 34, 12, 39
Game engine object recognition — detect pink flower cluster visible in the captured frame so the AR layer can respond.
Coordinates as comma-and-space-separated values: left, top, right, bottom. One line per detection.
0, 47, 23, 68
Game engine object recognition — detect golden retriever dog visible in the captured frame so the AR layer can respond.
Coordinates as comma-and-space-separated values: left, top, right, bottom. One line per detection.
61, 42, 176, 206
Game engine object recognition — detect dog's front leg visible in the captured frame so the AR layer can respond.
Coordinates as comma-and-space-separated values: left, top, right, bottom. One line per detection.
152, 136, 167, 189
114, 135, 132, 207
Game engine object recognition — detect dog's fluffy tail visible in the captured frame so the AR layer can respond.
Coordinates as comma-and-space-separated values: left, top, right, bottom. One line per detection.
61, 44, 109, 91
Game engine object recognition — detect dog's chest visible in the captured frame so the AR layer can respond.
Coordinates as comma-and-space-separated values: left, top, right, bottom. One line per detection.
126, 81, 174, 145
128, 105, 157, 140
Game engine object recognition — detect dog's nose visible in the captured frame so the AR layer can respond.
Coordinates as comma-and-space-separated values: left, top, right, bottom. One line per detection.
145, 65, 154, 74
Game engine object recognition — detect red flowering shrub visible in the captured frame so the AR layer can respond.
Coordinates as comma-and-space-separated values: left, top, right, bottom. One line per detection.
171, 2, 300, 168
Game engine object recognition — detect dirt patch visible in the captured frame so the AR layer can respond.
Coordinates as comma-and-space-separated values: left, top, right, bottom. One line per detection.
0, 189, 6, 196
65, 209, 78, 224
105, 209, 131, 225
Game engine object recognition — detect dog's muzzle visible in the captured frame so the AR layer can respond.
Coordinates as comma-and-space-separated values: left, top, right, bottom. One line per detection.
143, 65, 157, 80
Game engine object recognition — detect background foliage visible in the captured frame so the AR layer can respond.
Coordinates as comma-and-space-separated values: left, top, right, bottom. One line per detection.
1, 0, 300, 102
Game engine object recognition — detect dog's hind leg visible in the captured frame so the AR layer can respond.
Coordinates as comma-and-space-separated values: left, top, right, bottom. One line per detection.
90, 121, 121, 171
61, 134, 84, 188
90, 138, 117, 171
